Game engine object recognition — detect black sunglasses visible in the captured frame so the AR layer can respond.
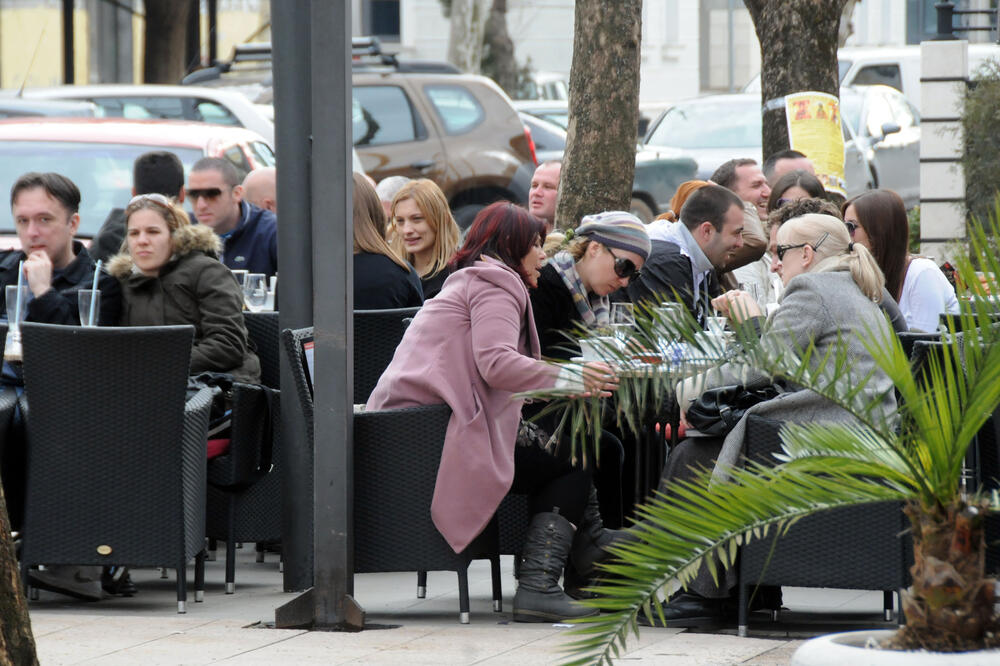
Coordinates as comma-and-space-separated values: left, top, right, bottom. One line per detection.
187, 187, 225, 201
606, 246, 641, 281
776, 231, 830, 261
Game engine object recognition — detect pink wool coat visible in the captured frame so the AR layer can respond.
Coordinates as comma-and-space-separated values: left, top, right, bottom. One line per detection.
366, 258, 558, 553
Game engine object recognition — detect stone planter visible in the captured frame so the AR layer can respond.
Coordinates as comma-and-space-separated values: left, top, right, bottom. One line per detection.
792, 630, 1000, 666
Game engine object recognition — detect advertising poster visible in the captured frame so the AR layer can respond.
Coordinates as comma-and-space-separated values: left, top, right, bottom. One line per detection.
784, 91, 846, 197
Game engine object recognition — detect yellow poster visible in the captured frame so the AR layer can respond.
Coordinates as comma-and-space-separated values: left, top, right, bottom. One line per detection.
784, 91, 845, 197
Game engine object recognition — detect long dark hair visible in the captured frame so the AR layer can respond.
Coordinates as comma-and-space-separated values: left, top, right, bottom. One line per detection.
450, 202, 546, 285
842, 189, 908, 300
766, 169, 827, 213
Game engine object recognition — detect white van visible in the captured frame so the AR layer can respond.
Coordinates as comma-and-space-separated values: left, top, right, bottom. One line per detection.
745, 43, 1000, 107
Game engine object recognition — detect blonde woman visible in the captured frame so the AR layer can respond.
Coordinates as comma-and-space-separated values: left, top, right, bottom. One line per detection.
354, 174, 423, 309
390, 179, 460, 299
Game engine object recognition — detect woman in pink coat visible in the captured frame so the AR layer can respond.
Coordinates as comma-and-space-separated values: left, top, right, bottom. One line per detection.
367, 201, 619, 622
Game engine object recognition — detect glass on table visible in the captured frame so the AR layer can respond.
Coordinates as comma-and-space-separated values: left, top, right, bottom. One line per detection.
5, 284, 29, 361
610, 302, 636, 350
243, 273, 268, 312
231, 269, 248, 289
77, 289, 101, 326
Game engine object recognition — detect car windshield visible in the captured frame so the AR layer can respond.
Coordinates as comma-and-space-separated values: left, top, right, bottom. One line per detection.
646, 98, 760, 149
0, 141, 204, 237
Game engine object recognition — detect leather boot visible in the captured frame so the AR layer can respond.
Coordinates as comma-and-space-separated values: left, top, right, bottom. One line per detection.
513, 511, 599, 623
569, 486, 630, 578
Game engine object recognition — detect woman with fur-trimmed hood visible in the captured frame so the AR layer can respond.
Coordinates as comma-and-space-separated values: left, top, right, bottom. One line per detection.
108, 193, 260, 383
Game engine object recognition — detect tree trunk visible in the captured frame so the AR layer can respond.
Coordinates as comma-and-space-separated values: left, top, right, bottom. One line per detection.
744, 0, 846, 160
555, 0, 642, 230
447, 0, 490, 73
0, 486, 37, 666
482, 0, 518, 96
888, 499, 1000, 652
144, 0, 191, 84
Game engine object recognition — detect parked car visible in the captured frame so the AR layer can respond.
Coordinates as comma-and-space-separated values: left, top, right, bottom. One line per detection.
642, 85, 920, 207
519, 112, 698, 222
3, 84, 276, 144
743, 43, 1000, 108
186, 39, 536, 229
0, 98, 97, 118
0, 118, 275, 244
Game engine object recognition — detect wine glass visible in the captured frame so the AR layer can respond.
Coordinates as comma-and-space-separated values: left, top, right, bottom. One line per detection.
243, 273, 268, 312
610, 302, 636, 350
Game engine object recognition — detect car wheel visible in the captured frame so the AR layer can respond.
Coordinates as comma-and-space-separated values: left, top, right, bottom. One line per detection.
453, 204, 485, 230
630, 197, 655, 224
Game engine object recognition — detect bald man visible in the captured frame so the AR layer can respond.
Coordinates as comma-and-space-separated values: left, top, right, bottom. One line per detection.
242, 167, 277, 215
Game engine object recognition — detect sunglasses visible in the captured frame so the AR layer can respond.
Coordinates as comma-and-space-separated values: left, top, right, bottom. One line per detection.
606, 246, 641, 281
775, 231, 830, 262
126, 192, 174, 212
187, 187, 225, 201
844, 221, 858, 237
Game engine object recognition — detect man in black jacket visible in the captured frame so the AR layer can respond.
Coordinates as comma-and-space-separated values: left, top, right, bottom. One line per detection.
626, 185, 744, 328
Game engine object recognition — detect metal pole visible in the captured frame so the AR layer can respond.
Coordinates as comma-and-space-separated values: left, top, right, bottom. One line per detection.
62, 0, 74, 84
208, 0, 218, 63
934, 1, 957, 40
308, 0, 360, 628
727, 0, 735, 93
185, 0, 201, 74
271, 0, 316, 594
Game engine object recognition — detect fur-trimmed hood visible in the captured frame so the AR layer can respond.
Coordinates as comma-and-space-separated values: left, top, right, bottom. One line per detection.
107, 224, 222, 279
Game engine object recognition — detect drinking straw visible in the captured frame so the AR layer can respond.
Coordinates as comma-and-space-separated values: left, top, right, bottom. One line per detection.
13, 260, 23, 327
88, 259, 101, 326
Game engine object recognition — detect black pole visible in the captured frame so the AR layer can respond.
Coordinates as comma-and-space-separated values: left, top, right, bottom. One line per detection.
208, 0, 218, 63
934, 1, 957, 40
62, 0, 74, 84
272, 0, 315, 594
308, 0, 359, 628
185, 0, 201, 74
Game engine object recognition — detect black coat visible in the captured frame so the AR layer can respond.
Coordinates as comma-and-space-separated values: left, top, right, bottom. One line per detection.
0, 241, 121, 326
353, 252, 423, 310
529, 263, 583, 361
626, 238, 721, 328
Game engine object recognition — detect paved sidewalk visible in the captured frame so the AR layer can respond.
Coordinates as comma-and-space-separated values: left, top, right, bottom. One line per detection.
27, 548, 896, 665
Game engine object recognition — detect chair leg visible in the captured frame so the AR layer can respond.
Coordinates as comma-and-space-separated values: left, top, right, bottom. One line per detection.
207, 537, 217, 561
160, 566, 169, 579
256, 542, 265, 563
737, 583, 749, 637
177, 561, 187, 614
457, 566, 470, 624
490, 554, 502, 612
195, 551, 206, 603
416, 570, 427, 598
883, 590, 893, 622
226, 502, 236, 594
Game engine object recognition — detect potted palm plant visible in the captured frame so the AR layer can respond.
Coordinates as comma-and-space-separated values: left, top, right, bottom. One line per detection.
521, 216, 1000, 664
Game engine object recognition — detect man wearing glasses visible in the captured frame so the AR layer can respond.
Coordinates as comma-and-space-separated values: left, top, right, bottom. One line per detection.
627, 185, 745, 328
187, 157, 277, 279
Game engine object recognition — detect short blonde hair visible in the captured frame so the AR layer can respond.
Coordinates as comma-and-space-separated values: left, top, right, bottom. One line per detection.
778, 213, 884, 301
389, 179, 460, 278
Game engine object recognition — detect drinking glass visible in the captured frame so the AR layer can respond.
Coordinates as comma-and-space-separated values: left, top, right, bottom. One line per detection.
78, 289, 101, 326
738, 282, 761, 306
231, 269, 248, 289
243, 273, 268, 312
610, 302, 635, 349
5, 284, 29, 361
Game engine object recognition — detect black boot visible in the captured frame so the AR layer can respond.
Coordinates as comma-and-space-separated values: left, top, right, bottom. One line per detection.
102, 566, 138, 597
637, 591, 728, 628
513, 511, 599, 623
569, 486, 630, 578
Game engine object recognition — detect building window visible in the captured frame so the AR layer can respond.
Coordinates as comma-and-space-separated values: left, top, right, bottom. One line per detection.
363, 0, 401, 42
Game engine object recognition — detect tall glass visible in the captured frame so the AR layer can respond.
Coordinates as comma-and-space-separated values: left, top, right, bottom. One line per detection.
243, 273, 268, 312
610, 302, 635, 350
5, 284, 29, 360
78, 289, 101, 326
231, 269, 248, 289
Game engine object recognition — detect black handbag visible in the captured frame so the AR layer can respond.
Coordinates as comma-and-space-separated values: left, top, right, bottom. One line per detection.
685, 383, 783, 438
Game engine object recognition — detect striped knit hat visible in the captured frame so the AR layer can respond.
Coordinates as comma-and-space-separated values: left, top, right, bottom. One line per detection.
576, 211, 651, 261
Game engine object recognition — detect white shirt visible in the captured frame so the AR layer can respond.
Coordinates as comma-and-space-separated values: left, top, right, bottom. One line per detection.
899, 257, 959, 332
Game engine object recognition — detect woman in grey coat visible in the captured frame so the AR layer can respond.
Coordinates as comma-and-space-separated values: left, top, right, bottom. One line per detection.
651, 212, 898, 626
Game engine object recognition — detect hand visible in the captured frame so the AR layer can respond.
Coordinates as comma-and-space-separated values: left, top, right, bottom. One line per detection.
711, 289, 761, 323
23, 250, 53, 298
580, 361, 619, 397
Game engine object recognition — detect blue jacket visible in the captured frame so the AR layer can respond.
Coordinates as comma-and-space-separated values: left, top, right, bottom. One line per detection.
221, 201, 278, 278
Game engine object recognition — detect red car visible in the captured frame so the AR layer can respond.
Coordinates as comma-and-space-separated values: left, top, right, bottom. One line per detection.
0, 118, 275, 246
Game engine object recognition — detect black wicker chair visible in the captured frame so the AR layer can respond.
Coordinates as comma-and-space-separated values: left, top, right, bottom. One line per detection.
282, 326, 501, 622
736, 414, 911, 636
354, 307, 420, 403
18, 323, 212, 613
206, 311, 282, 593
355, 404, 502, 623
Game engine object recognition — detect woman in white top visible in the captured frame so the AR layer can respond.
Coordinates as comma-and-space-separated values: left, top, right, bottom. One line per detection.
842, 189, 958, 332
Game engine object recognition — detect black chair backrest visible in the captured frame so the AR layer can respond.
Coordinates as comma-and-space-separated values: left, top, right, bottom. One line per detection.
281, 326, 315, 420
897, 331, 941, 363
244, 311, 280, 389
20, 323, 197, 563
354, 307, 420, 403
